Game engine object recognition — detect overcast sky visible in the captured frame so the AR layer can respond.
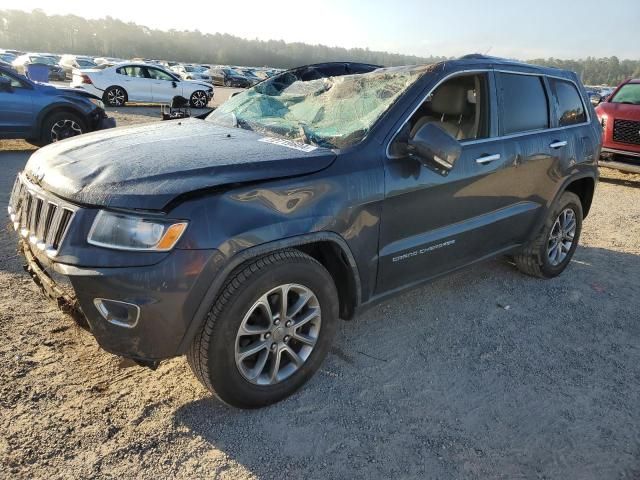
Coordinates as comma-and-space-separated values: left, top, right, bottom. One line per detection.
5, 0, 640, 59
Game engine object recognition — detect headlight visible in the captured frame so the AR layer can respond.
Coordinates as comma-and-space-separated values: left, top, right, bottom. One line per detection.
89, 97, 105, 109
88, 210, 188, 251
598, 114, 607, 129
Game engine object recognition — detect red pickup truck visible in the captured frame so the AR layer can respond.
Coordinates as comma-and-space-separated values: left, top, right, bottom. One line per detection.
596, 79, 640, 174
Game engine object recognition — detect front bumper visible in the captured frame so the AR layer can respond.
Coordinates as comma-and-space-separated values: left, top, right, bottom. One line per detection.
600, 147, 640, 174
19, 240, 224, 361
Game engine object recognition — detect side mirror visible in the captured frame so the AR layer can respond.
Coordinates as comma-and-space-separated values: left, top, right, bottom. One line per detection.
172, 81, 177, 88
408, 123, 462, 170
0, 77, 13, 92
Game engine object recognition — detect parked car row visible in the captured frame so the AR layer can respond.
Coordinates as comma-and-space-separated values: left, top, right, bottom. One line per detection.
1, 48, 283, 88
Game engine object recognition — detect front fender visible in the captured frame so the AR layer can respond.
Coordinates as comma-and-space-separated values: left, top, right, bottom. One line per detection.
174, 231, 361, 355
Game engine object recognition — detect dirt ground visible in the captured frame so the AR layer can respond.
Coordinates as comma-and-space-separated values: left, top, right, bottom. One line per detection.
1, 105, 639, 479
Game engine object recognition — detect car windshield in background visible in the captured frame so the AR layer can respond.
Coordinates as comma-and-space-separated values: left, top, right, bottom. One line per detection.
77, 59, 97, 67
31, 56, 55, 65
206, 65, 429, 149
610, 84, 640, 105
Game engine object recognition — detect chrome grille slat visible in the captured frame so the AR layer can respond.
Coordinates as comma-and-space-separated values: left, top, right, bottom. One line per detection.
7, 174, 77, 256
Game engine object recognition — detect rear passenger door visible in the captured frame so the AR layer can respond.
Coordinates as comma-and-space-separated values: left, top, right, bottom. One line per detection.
546, 76, 594, 166
492, 72, 568, 225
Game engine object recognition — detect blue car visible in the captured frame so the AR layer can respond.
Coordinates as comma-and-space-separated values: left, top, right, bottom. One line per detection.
0, 65, 115, 146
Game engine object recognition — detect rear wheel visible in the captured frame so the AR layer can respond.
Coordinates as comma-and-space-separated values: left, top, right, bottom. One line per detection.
103, 86, 127, 107
514, 191, 583, 278
189, 90, 208, 108
187, 249, 339, 408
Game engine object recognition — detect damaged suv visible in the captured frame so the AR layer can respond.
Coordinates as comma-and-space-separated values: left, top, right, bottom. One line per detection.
8, 56, 600, 408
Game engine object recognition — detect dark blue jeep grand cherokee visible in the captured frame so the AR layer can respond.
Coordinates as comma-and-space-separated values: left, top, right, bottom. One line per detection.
8, 56, 601, 408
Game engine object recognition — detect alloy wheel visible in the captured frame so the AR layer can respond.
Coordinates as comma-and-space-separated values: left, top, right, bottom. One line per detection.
191, 91, 208, 108
234, 284, 321, 385
50, 119, 82, 142
107, 88, 125, 106
547, 207, 577, 266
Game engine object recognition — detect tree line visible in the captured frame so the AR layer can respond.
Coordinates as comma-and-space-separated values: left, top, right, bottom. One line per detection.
2, 9, 639, 85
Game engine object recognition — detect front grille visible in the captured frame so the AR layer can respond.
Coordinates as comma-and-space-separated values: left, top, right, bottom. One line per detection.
7, 174, 77, 256
613, 119, 640, 146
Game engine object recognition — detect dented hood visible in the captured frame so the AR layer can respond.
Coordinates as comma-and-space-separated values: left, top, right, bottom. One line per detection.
24, 119, 336, 210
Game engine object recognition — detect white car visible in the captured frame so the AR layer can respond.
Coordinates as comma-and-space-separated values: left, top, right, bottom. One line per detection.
170, 65, 212, 83
71, 62, 213, 108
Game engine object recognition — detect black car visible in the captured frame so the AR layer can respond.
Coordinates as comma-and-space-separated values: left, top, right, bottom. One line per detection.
209, 67, 251, 87
9, 57, 600, 408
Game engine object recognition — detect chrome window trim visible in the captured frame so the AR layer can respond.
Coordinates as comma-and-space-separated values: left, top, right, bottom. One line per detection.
386, 68, 592, 158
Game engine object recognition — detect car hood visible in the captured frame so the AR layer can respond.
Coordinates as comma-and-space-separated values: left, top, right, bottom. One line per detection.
596, 102, 640, 120
24, 119, 336, 210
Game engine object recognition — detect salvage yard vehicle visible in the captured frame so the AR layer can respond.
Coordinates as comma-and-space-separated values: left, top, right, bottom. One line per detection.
59, 54, 98, 80
596, 78, 640, 173
209, 66, 251, 87
8, 56, 600, 408
71, 62, 213, 107
0, 64, 115, 145
12, 53, 66, 81
170, 64, 212, 83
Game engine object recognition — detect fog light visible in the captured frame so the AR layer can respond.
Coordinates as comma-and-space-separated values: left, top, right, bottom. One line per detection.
93, 298, 140, 328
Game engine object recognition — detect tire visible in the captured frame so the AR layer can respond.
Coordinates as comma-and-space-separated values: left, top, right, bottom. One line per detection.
189, 90, 208, 108
35, 111, 86, 146
514, 191, 583, 278
223, 79, 230, 87
187, 249, 339, 408
103, 86, 127, 107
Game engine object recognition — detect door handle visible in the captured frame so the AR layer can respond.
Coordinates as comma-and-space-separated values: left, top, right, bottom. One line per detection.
550, 140, 568, 149
475, 153, 501, 165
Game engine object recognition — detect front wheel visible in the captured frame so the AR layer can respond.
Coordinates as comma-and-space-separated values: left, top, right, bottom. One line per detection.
187, 249, 339, 408
189, 90, 208, 108
32, 111, 86, 146
514, 191, 583, 278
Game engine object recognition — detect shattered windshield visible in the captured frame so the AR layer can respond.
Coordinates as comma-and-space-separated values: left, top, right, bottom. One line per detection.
206, 65, 430, 149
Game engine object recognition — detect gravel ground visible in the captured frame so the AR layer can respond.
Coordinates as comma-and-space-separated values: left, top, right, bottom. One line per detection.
1, 117, 639, 479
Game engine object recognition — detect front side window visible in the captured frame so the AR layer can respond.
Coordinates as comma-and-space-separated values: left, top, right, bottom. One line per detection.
406, 73, 491, 142
610, 83, 640, 105
548, 78, 586, 126
0, 70, 25, 88
498, 73, 548, 135
147, 68, 174, 81
207, 65, 429, 149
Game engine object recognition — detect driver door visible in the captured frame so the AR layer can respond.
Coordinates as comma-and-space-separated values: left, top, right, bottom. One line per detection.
147, 66, 180, 103
376, 70, 536, 293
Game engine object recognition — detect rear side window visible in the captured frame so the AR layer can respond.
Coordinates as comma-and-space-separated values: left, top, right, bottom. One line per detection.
548, 78, 586, 126
498, 73, 549, 135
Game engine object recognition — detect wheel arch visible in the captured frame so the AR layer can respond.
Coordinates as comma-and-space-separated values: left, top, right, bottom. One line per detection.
35, 104, 87, 137
564, 176, 596, 218
176, 232, 361, 355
